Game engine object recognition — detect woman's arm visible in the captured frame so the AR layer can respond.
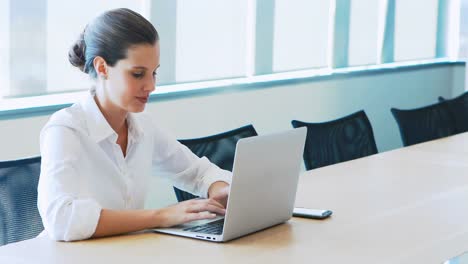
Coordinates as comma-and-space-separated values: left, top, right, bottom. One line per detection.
151, 125, 232, 198
92, 198, 226, 238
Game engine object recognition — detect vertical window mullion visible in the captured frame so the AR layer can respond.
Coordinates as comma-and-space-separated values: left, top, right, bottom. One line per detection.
254, 0, 275, 75
380, 0, 396, 64
436, 0, 449, 58
437, 0, 461, 59
150, 0, 177, 85
331, 0, 351, 68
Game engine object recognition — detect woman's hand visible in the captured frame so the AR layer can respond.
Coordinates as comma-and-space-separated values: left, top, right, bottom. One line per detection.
155, 198, 226, 228
208, 181, 230, 208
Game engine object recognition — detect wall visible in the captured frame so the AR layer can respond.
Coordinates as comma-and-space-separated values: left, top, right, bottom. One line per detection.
0, 63, 464, 208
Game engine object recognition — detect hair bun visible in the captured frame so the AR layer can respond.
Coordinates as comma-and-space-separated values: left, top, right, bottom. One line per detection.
68, 31, 87, 73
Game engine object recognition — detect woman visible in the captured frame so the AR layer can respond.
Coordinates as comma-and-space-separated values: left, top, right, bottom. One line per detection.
38, 8, 230, 242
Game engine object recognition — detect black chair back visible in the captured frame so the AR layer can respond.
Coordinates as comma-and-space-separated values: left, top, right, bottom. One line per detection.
391, 101, 457, 146
174, 125, 258, 202
445, 91, 468, 133
0, 156, 43, 246
291, 110, 378, 170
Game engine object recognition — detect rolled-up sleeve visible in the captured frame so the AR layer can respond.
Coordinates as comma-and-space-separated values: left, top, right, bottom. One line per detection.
38, 126, 102, 241
151, 126, 232, 198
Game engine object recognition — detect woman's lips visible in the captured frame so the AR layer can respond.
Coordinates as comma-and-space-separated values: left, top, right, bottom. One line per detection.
136, 96, 148, 103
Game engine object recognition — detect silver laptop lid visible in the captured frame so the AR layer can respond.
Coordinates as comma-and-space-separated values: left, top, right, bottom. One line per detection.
222, 127, 307, 241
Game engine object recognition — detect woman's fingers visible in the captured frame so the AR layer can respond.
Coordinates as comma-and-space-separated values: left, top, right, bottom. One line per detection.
206, 198, 225, 210
159, 199, 229, 227
187, 199, 226, 215
190, 197, 225, 209
206, 204, 226, 215
186, 211, 217, 222
192, 203, 226, 215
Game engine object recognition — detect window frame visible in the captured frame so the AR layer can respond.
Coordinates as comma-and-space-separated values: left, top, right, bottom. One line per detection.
0, 0, 460, 117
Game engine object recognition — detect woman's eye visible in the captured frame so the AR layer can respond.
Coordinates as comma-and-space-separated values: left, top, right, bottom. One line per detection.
132, 72, 144, 79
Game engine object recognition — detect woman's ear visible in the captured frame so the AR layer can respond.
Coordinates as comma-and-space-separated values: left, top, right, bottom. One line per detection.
93, 56, 108, 79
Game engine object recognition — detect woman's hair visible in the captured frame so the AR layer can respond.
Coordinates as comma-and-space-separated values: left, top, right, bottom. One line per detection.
68, 8, 159, 78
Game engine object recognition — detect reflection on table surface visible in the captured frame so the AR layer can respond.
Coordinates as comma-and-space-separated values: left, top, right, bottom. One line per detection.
444, 251, 468, 264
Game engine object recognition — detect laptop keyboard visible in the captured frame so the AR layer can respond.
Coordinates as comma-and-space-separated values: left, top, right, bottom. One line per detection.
183, 219, 224, 235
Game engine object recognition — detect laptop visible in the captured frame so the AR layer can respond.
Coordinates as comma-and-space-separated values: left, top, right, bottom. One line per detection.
153, 127, 307, 242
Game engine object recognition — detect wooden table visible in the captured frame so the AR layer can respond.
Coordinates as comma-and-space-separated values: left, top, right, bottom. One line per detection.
2, 133, 468, 264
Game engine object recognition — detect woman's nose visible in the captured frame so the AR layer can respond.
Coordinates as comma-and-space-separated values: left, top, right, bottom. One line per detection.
144, 77, 156, 92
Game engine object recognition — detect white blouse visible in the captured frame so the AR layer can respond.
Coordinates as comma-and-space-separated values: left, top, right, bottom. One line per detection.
37, 92, 232, 241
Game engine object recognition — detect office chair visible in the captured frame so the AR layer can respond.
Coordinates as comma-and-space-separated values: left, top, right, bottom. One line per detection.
291, 110, 378, 170
0, 156, 44, 246
174, 125, 258, 202
443, 91, 468, 133
391, 100, 458, 147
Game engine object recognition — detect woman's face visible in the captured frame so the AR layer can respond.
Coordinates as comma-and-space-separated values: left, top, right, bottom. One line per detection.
105, 42, 160, 113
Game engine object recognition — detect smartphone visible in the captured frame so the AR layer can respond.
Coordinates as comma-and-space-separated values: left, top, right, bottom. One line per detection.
293, 207, 333, 219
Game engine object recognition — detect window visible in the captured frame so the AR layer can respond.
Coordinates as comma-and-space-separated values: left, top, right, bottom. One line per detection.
394, 0, 439, 62
9, 0, 47, 98
459, 0, 468, 58
0, 0, 460, 102
46, 0, 146, 94
273, 0, 332, 72
348, 0, 380, 66
0, 0, 9, 98
175, 0, 249, 82
3, 0, 146, 98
